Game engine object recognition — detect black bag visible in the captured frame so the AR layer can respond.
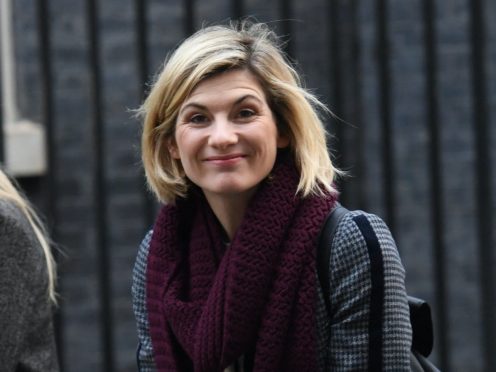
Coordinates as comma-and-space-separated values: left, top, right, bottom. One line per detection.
317, 204, 440, 372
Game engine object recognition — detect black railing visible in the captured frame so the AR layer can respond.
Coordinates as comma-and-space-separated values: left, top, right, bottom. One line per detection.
421, 0, 449, 370
85, 0, 114, 370
184, 0, 195, 35
134, 0, 156, 229
36, 0, 64, 368
232, 0, 245, 21
375, 0, 395, 234
469, 1, 495, 371
328, 0, 344, 187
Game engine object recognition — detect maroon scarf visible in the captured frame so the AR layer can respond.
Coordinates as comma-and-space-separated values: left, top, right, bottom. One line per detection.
146, 156, 337, 371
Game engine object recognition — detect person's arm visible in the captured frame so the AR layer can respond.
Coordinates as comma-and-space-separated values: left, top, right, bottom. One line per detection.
0, 208, 32, 368
0, 201, 58, 371
132, 230, 157, 372
328, 211, 412, 371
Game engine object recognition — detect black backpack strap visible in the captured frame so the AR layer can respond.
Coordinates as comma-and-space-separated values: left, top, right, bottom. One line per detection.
317, 203, 350, 317
352, 214, 386, 371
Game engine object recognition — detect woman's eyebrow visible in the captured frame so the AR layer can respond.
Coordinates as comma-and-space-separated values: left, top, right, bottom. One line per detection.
179, 102, 206, 115
179, 94, 264, 115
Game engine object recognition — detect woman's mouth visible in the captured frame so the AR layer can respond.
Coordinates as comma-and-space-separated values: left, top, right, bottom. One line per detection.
204, 154, 246, 165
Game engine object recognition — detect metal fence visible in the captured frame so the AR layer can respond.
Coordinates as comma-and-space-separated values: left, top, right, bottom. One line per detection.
1, 0, 494, 371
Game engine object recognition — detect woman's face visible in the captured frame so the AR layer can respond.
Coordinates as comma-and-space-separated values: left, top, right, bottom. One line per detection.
170, 69, 288, 202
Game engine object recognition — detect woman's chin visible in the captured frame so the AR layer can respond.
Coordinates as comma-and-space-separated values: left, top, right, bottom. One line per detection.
201, 182, 259, 200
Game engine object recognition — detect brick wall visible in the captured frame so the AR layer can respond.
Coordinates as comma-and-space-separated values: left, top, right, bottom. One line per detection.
10, 0, 495, 371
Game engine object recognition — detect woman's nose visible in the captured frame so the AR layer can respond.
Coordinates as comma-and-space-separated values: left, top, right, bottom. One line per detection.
207, 118, 238, 148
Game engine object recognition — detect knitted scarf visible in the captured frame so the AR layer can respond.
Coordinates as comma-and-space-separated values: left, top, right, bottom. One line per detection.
146, 156, 337, 371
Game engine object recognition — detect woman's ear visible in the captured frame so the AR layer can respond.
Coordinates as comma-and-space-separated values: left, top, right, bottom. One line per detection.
277, 133, 290, 149
167, 137, 180, 159
274, 114, 290, 149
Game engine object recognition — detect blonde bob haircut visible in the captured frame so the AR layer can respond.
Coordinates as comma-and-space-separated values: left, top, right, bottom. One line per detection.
141, 21, 339, 204
0, 170, 57, 304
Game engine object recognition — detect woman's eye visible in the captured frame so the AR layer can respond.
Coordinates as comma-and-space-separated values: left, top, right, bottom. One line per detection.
190, 114, 208, 124
238, 109, 255, 119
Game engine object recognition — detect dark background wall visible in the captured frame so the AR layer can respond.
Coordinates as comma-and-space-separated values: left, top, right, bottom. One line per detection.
5, 0, 495, 371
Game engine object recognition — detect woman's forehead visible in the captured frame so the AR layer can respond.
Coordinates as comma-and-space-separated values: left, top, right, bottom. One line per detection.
182, 69, 267, 106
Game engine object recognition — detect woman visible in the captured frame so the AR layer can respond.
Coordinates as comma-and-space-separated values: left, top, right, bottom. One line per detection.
132, 22, 412, 371
0, 170, 59, 371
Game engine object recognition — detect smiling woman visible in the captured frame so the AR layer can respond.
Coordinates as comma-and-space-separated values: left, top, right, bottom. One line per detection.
170, 69, 288, 237
132, 21, 412, 372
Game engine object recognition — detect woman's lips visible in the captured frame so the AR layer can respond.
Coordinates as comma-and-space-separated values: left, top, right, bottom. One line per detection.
204, 154, 246, 165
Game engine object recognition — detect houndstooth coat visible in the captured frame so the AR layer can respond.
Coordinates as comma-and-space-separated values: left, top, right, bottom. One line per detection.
132, 210, 412, 371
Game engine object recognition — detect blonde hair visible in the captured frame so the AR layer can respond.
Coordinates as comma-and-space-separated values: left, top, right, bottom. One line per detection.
0, 170, 57, 303
141, 21, 339, 203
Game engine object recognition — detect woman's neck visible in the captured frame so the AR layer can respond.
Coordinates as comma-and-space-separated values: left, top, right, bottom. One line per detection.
203, 189, 257, 241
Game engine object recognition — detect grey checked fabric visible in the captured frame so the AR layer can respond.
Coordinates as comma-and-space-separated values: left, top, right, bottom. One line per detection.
132, 211, 412, 371
132, 230, 154, 372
